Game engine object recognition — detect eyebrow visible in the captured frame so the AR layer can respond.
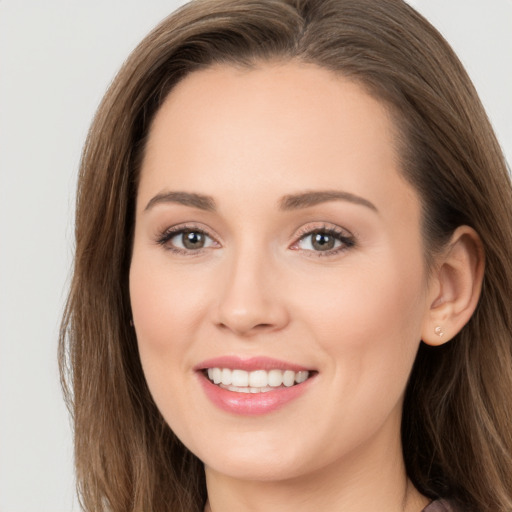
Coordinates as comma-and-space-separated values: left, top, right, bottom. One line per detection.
144, 189, 377, 214
144, 191, 217, 212
279, 190, 378, 212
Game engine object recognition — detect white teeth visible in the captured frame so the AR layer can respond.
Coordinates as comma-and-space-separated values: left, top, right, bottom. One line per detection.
249, 370, 268, 387
221, 368, 232, 385
206, 367, 310, 390
222, 385, 275, 393
268, 369, 283, 387
283, 370, 295, 387
295, 371, 308, 384
231, 369, 249, 387
212, 368, 222, 384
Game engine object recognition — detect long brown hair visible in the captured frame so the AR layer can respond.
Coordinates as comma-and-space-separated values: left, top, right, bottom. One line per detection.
59, 1, 512, 511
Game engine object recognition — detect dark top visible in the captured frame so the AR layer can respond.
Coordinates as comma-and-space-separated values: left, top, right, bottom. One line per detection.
423, 499, 455, 512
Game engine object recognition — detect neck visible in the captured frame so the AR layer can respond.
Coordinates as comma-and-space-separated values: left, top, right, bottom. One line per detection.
203, 418, 428, 512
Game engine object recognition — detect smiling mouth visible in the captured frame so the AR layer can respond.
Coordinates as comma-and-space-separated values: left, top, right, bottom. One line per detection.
204, 368, 312, 393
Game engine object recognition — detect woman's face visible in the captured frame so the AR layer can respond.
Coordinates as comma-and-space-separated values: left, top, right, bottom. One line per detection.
130, 62, 433, 482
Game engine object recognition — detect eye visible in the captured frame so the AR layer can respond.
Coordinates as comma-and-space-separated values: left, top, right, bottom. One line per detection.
157, 226, 218, 253
175, 230, 213, 250
300, 231, 340, 251
293, 226, 355, 256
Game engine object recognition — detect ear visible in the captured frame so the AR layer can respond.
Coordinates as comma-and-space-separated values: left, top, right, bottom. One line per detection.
422, 226, 485, 346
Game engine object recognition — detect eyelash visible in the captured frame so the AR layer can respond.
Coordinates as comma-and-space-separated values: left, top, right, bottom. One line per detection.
156, 223, 356, 257
291, 224, 356, 258
156, 224, 216, 255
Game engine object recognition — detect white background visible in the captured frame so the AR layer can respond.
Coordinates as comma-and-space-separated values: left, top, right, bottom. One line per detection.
0, 1, 510, 511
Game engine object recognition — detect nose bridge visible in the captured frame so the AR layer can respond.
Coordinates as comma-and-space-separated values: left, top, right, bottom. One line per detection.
215, 239, 288, 336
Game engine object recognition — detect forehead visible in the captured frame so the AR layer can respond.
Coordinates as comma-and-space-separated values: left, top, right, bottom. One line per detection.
138, 61, 416, 222
144, 61, 398, 163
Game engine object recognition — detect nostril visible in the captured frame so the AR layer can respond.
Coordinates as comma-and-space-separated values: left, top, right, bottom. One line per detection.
254, 323, 274, 330
216, 321, 280, 337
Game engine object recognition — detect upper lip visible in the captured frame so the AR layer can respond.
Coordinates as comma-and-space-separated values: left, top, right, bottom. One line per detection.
194, 356, 312, 372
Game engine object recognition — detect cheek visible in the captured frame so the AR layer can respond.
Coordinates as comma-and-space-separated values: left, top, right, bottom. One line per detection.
128, 252, 216, 433
283, 255, 427, 455
129, 250, 212, 377
299, 255, 424, 335
294, 251, 427, 387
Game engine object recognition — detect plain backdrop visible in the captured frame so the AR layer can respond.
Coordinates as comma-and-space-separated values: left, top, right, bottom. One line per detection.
0, 1, 510, 511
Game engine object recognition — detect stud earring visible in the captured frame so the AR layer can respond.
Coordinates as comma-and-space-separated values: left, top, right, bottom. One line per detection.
434, 326, 444, 338
129, 319, 134, 327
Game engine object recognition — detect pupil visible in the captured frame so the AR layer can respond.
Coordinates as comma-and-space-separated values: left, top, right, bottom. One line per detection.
312, 233, 334, 251
183, 231, 204, 249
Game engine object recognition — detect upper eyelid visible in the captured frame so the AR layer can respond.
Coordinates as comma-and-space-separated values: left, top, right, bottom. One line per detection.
158, 223, 217, 239
156, 225, 220, 255
290, 223, 356, 252
292, 222, 353, 239
155, 221, 355, 248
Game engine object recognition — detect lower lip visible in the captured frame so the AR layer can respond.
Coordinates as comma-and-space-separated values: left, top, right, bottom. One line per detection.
198, 373, 314, 416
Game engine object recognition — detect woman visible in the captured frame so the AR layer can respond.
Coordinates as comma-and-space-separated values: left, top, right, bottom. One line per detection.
59, 0, 512, 511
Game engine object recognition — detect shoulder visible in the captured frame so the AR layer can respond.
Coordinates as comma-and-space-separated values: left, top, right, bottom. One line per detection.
423, 499, 459, 512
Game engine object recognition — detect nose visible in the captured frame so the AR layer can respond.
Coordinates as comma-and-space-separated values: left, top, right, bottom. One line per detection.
214, 249, 290, 337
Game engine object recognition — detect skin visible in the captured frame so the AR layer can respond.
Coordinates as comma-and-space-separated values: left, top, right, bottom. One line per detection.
129, 62, 482, 511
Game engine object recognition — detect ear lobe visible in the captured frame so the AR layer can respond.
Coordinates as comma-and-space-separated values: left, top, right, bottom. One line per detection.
422, 226, 485, 346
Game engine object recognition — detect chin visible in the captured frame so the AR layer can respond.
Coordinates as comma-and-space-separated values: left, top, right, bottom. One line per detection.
204, 454, 309, 483
190, 432, 323, 483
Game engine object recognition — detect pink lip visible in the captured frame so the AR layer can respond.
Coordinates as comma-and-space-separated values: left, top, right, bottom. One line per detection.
197, 375, 314, 415
194, 356, 311, 372
194, 356, 316, 416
